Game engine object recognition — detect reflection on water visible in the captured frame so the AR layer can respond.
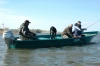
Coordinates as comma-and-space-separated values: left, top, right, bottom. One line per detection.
0, 34, 100, 66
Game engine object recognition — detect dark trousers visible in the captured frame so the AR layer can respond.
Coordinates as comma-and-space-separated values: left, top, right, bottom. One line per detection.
50, 32, 56, 39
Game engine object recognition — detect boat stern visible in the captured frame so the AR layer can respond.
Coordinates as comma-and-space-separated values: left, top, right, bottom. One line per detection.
2, 30, 15, 48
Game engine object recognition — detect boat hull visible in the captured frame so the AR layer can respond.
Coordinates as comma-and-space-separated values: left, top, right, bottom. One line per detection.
3, 31, 99, 49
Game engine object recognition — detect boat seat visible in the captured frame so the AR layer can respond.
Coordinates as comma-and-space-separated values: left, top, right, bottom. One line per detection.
56, 37, 62, 39
38, 37, 50, 40
38, 37, 62, 40
17, 38, 22, 40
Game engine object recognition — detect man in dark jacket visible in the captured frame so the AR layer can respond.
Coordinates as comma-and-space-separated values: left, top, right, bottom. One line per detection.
62, 24, 73, 38
73, 23, 82, 38
77, 21, 87, 30
50, 26, 57, 39
73, 21, 87, 38
19, 20, 36, 40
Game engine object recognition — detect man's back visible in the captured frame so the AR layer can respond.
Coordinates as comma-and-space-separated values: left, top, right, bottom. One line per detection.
50, 26, 57, 33
19, 23, 25, 35
50, 26, 57, 39
62, 24, 73, 38
62, 27, 72, 35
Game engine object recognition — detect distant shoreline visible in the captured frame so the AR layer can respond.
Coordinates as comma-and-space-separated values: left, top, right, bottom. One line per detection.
0, 30, 62, 34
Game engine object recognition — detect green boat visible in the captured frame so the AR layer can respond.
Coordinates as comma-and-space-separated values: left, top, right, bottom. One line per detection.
2, 30, 99, 49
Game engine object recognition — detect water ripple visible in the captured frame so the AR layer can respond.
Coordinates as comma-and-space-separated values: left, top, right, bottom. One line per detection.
0, 34, 100, 66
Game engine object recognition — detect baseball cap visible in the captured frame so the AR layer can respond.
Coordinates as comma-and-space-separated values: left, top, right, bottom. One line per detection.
24, 20, 31, 23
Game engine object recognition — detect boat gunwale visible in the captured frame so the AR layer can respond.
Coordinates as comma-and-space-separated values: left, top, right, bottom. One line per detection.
14, 34, 96, 42
13, 31, 99, 42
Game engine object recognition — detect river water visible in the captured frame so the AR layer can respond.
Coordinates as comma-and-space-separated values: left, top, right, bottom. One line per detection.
0, 34, 100, 66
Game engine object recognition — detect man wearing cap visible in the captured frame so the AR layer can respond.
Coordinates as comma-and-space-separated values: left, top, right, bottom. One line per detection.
73, 21, 87, 38
77, 21, 87, 30
19, 20, 36, 40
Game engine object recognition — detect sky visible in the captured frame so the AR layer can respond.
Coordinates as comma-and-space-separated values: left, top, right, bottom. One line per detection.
0, 0, 100, 32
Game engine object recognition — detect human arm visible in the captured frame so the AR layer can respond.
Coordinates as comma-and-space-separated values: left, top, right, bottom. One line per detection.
75, 26, 81, 31
81, 28, 87, 30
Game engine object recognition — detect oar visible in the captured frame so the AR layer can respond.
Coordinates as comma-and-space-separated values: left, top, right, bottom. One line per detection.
86, 20, 100, 28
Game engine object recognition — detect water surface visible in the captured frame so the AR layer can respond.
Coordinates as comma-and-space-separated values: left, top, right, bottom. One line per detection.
0, 34, 100, 66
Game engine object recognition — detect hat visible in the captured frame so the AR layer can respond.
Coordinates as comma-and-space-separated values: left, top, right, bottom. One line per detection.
24, 20, 31, 23
78, 21, 81, 23
74, 23, 78, 26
